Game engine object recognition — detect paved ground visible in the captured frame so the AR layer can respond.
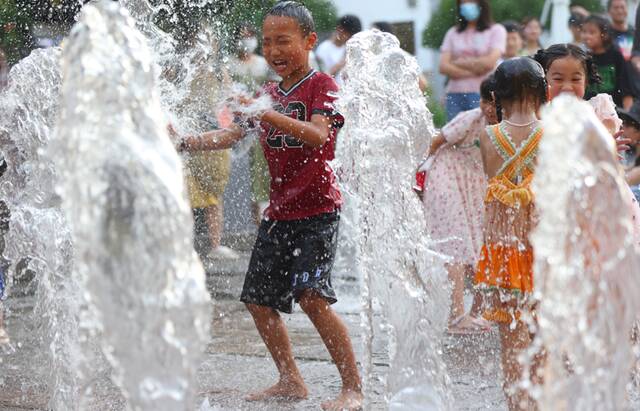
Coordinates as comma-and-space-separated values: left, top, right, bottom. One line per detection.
0, 249, 510, 411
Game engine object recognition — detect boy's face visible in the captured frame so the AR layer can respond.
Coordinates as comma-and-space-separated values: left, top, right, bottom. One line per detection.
505, 32, 523, 58
262, 15, 317, 80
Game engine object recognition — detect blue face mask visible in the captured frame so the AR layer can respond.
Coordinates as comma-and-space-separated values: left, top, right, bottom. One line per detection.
460, 3, 481, 22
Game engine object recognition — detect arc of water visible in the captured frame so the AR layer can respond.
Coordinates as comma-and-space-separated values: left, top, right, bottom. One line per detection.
335, 29, 451, 410
532, 94, 640, 410
49, 2, 211, 410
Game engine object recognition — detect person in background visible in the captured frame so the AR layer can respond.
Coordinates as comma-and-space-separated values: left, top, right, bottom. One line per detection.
569, 12, 586, 48
630, 3, 640, 74
618, 101, 640, 200
521, 16, 543, 56
583, 14, 633, 109
439, 0, 506, 120
0, 47, 7, 90
371, 21, 428, 93
315, 14, 362, 77
229, 24, 275, 90
608, 0, 634, 61
502, 20, 524, 59
608, 0, 640, 100
229, 24, 278, 226
418, 75, 497, 334
178, 30, 238, 260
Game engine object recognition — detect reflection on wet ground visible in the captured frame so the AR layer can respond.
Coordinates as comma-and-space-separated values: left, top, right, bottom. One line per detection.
2, 254, 509, 411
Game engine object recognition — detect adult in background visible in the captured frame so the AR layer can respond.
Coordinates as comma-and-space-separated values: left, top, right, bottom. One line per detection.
609, 0, 634, 61
315, 15, 361, 77
521, 16, 544, 56
439, 0, 505, 120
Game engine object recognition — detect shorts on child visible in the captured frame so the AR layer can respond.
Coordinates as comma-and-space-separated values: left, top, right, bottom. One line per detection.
240, 211, 339, 314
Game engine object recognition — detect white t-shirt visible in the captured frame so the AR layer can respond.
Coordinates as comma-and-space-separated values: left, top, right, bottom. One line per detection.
315, 40, 345, 73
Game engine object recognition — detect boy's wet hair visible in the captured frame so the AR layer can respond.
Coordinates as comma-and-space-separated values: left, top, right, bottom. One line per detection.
583, 14, 614, 48
493, 57, 547, 122
266, 1, 315, 36
337, 15, 362, 35
480, 74, 496, 102
533, 44, 602, 85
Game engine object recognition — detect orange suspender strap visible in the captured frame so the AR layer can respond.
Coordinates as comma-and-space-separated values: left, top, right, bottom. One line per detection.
489, 125, 542, 181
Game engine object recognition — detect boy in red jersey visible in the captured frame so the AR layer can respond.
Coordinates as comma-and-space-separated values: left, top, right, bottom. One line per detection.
171, 2, 362, 410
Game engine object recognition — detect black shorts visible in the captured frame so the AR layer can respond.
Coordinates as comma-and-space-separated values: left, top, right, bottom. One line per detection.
240, 212, 339, 313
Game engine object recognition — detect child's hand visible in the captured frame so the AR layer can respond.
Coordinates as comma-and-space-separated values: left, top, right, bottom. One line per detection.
167, 123, 180, 141
167, 124, 186, 151
614, 130, 631, 154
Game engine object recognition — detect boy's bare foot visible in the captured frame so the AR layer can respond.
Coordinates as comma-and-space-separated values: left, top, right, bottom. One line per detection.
245, 378, 308, 402
321, 389, 364, 411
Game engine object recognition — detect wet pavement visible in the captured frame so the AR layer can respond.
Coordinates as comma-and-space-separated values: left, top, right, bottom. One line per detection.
0, 248, 516, 411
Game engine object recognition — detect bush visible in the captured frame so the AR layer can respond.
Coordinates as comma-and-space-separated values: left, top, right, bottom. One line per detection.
425, 87, 447, 128
423, 0, 603, 49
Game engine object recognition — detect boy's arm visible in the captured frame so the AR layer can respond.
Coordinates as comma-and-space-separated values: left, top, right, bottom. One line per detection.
261, 110, 333, 148
173, 124, 245, 151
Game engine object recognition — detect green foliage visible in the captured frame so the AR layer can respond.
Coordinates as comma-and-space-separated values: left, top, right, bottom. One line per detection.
0, 0, 336, 65
215, 0, 337, 38
426, 87, 447, 128
0, 0, 34, 64
423, 0, 604, 49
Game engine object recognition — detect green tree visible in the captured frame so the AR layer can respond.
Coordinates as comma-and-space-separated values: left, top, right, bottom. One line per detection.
1, 0, 337, 65
423, 0, 603, 49
212, 0, 337, 39
154, 0, 336, 46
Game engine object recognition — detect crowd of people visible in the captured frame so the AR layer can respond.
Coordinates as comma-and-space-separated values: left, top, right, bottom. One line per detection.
420, 0, 640, 409
171, 1, 640, 409
2, 0, 640, 409
428, 0, 640, 334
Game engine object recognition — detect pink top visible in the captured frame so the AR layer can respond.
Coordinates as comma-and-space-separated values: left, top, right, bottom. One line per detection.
441, 107, 485, 146
440, 24, 507, 94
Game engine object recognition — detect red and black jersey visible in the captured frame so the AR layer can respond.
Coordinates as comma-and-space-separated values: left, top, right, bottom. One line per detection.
259, 70, 344, 221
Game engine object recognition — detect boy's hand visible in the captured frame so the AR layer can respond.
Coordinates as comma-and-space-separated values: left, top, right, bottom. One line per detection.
167, 123, 187, 152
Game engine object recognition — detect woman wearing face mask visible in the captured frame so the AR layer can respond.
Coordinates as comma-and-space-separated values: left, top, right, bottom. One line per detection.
229, 25, 275, 91
439, 0, 506, 120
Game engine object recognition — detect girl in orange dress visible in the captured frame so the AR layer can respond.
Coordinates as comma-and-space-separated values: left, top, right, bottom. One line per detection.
474, 57, 547, 411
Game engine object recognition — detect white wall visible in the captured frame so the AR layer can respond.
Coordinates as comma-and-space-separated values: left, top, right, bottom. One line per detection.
333, 0, 435, 71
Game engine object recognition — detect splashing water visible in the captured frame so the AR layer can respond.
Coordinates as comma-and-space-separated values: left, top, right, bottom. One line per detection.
532, 95, 640, 410
48, 2, 211, 410
0, 46, 94, 408
334, 29, 451, 409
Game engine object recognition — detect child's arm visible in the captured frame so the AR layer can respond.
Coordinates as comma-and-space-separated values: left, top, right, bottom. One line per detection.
261, 110, 333, 148
169, 124, 244, 151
